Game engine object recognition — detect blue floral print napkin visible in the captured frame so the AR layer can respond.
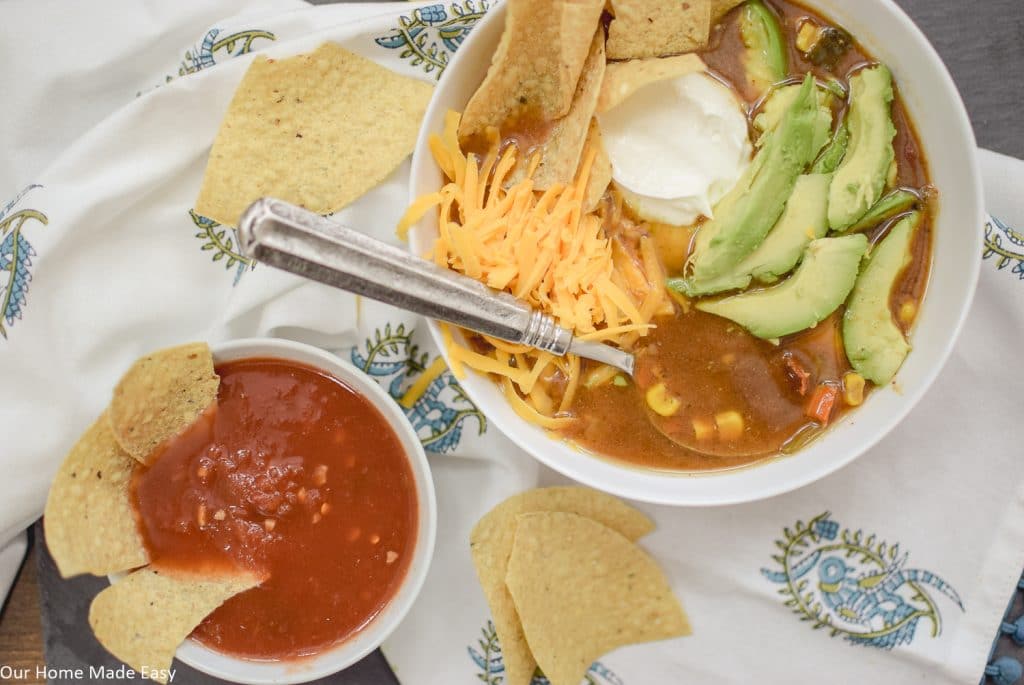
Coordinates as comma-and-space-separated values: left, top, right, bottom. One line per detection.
1, 2, 1022, 683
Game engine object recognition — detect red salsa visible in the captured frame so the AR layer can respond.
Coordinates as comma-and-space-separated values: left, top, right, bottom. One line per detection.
131, 357, 418, 660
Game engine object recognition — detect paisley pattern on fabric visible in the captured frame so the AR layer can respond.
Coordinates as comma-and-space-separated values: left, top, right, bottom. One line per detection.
469, 620, 625, 685
138, 27, 276, 95
984, 215, 1024, 280
762, 512, 963, 649
351, 323, 485, 452
174, 28, 276, 79
188, 210, 255, 285
0, 185, 48, 340
375, 1, 491, 79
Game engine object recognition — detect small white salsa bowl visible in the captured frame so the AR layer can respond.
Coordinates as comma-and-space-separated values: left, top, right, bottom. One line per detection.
407, 1, 983, 506
114, 337, 436, 684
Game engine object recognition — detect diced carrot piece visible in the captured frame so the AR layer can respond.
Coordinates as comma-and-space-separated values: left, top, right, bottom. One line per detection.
806, 383, 839, 425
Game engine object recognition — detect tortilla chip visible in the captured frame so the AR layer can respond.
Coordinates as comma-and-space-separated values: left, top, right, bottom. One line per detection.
469, 487, 652, 685
711, 0, 745, 23
195, 42, 433, 227
597, 54, 707, 113
506, 512, 690, 685
108, 342, 219, 464
89, 568, 260, 683
458, 0, 605, 147
607, 0, 713, 59
43, 414, 149, 578
582, 120, 612, 210
509, 29, 606, 190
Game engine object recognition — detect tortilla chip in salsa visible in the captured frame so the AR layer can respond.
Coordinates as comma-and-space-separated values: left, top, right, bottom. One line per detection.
89, 568, 261, 684
108, 342, 219, 464
44, 413, 149, 578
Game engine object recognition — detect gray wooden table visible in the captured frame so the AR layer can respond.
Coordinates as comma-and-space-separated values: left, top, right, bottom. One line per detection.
894, 0, 1022, 158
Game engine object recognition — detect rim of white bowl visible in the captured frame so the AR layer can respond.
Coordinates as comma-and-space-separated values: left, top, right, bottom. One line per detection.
408, 0, 983, 506
115, 337, 436, 684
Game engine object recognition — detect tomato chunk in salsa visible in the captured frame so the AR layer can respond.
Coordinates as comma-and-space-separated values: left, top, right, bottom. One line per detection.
132, 357, 417, 660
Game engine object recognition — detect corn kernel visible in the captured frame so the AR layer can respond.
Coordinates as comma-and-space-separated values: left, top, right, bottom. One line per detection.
796, 20, 819, 52
843, 372, 866, 406
899, 300, 917, 325
645, 382, 681, 417
715, 411, 745, 442
692, 417, 715, 442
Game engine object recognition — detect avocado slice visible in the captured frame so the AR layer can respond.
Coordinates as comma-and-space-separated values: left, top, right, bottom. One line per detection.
683, 76, 819, 291
753, 82, 834, 157
846, 189, 918, 233
671, 173, 830, 296
843, 212, 919, 384
828, 64, 897, 231
812, 118, 848, 174
740, 0, 788, 96
696, 233, 868, 339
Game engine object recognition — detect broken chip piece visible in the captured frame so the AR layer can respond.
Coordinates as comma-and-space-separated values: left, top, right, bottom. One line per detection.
597, 54, 707, 113
457, 0, 605, 149
507, 29, 606, 191
607, 0, 713, 59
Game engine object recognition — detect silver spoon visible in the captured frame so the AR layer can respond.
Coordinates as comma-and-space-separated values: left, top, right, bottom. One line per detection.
235, 198, 635, 376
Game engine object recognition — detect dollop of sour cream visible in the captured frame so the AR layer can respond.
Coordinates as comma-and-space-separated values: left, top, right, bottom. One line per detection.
598, 71, 752, 226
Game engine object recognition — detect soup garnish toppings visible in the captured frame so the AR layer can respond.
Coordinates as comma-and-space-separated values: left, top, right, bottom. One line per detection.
132, 357, 418, 659
402, 0, 933, 471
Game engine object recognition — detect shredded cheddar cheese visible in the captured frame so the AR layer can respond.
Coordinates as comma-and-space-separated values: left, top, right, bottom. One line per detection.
398, 111, 665, 426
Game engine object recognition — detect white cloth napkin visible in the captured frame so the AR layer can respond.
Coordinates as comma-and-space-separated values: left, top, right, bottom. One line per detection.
2, 2, 1023, 683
